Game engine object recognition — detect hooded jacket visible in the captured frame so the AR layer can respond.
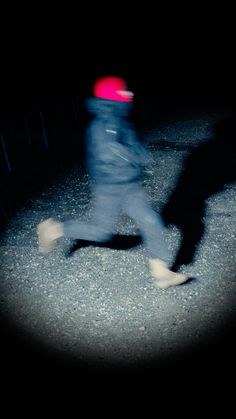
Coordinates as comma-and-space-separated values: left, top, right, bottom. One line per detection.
85, 97, 150, 185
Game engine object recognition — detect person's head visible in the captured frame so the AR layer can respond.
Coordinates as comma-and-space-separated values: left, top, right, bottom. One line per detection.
93, 76, 134, 102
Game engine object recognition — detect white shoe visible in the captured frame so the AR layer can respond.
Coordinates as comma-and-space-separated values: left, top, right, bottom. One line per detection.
37, 218, 63, 254
149, 258, 189, 289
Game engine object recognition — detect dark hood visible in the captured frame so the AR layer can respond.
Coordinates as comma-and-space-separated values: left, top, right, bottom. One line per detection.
85, 97, 133, 119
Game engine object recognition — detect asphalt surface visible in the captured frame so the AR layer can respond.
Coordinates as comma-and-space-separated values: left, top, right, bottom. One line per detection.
0, 110, 235, 377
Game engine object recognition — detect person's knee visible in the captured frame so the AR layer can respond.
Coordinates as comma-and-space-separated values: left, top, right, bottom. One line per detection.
145, 212, 157, 224
142, 211, 162, 228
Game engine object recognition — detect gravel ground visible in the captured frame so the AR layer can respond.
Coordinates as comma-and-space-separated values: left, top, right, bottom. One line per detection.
0, 111, 235, 374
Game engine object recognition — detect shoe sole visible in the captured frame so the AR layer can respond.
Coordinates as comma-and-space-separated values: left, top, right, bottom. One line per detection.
154, 274, 188, 289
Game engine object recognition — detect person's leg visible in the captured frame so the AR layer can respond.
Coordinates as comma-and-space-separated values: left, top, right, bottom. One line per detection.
63, 184, 121, 241
122, 183, 189, 288
122, 183, 171, 261
37, 184, 122, 254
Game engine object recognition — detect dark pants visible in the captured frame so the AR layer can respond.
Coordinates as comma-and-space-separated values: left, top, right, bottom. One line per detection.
63, 182, 172, 262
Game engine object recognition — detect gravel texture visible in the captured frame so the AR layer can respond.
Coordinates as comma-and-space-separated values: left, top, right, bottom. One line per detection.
0, 111, 235, 373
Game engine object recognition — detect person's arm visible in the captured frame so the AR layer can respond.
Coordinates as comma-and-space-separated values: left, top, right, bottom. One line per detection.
126, 127, 152, 167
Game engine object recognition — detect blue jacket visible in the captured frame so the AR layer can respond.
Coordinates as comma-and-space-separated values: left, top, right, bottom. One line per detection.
85, 97, 150, 184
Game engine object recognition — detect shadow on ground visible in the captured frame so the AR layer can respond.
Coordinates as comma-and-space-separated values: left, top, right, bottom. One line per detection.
65, 234, 143, 256
161, 111, 236, 271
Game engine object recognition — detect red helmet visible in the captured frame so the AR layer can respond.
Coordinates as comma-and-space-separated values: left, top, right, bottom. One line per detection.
93, 76, 133, 102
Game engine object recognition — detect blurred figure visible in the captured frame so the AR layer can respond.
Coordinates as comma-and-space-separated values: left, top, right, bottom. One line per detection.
37, 76, 188, 288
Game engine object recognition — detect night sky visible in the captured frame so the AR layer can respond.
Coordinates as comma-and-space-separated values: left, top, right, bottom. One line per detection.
1, 12, 234, 200
1, 9, 235, 109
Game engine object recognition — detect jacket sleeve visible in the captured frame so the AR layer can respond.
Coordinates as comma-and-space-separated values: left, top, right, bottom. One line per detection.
125, 126, 152, 167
